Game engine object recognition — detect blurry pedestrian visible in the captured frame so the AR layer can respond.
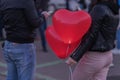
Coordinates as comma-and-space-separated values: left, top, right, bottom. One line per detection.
78, 0, 91, 11
116, 0, 120, 50
116, 25, 120, 50
66, 0, 119, 80
37, 0, 49, 52
66, 0, 70, 10
78, 0, 86, 9
84, 0, 91, 11
69, 0, 80, 11
111, 31, 120, 55
118, 0, 120, 7
0, 0, 49, 80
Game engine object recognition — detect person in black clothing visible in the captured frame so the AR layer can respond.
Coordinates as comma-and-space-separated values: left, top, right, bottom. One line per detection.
0, 0, 49, 80
37, 0, 49, 52
66, 0, 70, 10
79, 0, 87, 9
66, 0, 119, 80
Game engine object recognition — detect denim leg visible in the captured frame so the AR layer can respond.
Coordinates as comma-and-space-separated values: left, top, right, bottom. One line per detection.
3, 41, 36, 80
39, 21, 47, 50
116, 29, 120, 49
3, 53, 18, 80
16, 44, 36, 80
3, 41, 18, 80
7, 63, 18, 80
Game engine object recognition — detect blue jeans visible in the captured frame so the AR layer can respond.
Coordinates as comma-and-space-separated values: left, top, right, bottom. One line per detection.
39, 20, 47, 50
2, 41, 36, 80
116, 29, 120, 49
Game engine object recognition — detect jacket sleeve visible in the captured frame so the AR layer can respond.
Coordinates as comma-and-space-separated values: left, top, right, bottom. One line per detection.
70, 5, 105, 62
24, 0, 44, 29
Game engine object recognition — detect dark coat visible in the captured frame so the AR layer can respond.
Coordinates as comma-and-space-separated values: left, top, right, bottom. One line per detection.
36, 0, 49, 11
0, 0, 44, 43
70, 1, 119, 62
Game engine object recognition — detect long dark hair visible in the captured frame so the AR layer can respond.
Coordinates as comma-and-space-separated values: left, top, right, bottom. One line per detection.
89, 0, 119, 14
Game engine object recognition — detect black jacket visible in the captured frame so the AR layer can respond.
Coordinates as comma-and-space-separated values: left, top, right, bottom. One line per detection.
36, 0, 49, 11
0, 0, 44, 43
70, 2, 119, 62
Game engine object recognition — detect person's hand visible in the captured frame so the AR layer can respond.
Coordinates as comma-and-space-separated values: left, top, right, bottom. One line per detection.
66, 57, 77, 66
41, 11, 50, 19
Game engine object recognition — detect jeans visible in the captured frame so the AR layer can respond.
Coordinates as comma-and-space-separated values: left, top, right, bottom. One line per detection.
39, 20, 47, 50
2, 41, 36, 80
116, 29, 120, 49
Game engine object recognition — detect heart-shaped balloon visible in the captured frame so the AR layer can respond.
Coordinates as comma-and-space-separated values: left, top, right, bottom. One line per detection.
53, 9, 91, 43
45, 26, 80, 59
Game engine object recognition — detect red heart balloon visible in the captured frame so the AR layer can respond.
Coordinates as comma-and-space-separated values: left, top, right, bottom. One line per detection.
53, 9, 91, 43
45, 26, 80, 59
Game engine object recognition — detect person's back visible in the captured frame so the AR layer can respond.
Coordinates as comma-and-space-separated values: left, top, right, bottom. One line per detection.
37, 0, 49, 52
66, 0, 119, 80
70, 0, 119, 62
89, 3, 119, 52
0, 0, 44, 43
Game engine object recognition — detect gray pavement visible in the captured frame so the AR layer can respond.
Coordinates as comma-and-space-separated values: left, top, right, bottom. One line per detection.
107, 54, 120, 80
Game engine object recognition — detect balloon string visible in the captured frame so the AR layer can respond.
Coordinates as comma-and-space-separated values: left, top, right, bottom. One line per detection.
68, 65, 73, 80
77, 6, 81, 11
66, 44, 70, 57
66, 44, 73, 80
